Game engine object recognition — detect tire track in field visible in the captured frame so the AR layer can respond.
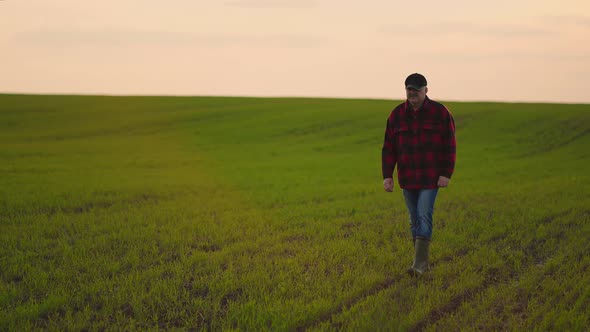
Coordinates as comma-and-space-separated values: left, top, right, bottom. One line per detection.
295, 273, 406, 332
296, 246, 476, 331
408, 209, 577, 332
518, 128, 590, 158
296, 210, 574, 331
0, 192, 176, 220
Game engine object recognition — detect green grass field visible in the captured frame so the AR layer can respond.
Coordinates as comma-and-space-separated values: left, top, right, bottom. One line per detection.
1, 94, 589, 331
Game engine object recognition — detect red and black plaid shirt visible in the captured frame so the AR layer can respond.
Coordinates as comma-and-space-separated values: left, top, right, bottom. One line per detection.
382, 96, 456, 189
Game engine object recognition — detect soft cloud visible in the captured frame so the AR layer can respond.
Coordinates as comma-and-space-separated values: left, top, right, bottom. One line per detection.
224, 0, 316, 9
380, 21, 553, 37
539, 15, 590, 28
13, 27, 324, 48
404, 50, 590, 63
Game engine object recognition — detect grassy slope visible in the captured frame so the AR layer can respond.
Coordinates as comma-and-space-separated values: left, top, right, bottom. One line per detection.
0, 94, 589, 331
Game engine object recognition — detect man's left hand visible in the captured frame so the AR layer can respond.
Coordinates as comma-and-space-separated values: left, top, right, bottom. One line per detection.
437, 176, 450, 187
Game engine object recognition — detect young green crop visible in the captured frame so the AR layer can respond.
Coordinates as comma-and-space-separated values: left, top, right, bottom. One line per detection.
1, 94, 589, 331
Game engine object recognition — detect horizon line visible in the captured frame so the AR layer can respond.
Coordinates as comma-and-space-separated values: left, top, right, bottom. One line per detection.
1, 91, 588, 106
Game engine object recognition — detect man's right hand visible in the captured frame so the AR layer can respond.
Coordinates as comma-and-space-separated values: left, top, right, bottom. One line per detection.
383, 178, 394, 192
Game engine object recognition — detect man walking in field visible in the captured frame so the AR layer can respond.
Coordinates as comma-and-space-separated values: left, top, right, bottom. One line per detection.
382, 73, 456, 276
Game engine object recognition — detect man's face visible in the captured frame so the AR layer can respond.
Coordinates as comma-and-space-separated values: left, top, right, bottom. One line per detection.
406, 86, 427, 105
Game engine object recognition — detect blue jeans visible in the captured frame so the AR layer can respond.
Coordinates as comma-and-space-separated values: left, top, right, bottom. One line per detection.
402, 188, 439, 240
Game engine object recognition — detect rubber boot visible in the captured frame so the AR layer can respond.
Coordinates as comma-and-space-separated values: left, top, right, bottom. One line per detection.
407, 238, 430, 276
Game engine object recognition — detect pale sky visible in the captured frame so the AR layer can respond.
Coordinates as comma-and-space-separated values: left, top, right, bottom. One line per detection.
2, 0, 590, 103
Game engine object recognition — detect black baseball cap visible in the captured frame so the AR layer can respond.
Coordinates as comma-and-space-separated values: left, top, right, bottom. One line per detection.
405, 73, 427, 90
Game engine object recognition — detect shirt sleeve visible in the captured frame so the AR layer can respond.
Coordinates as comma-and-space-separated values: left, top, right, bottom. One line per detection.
439, 107, 456, 178
382, 116, 397, 179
